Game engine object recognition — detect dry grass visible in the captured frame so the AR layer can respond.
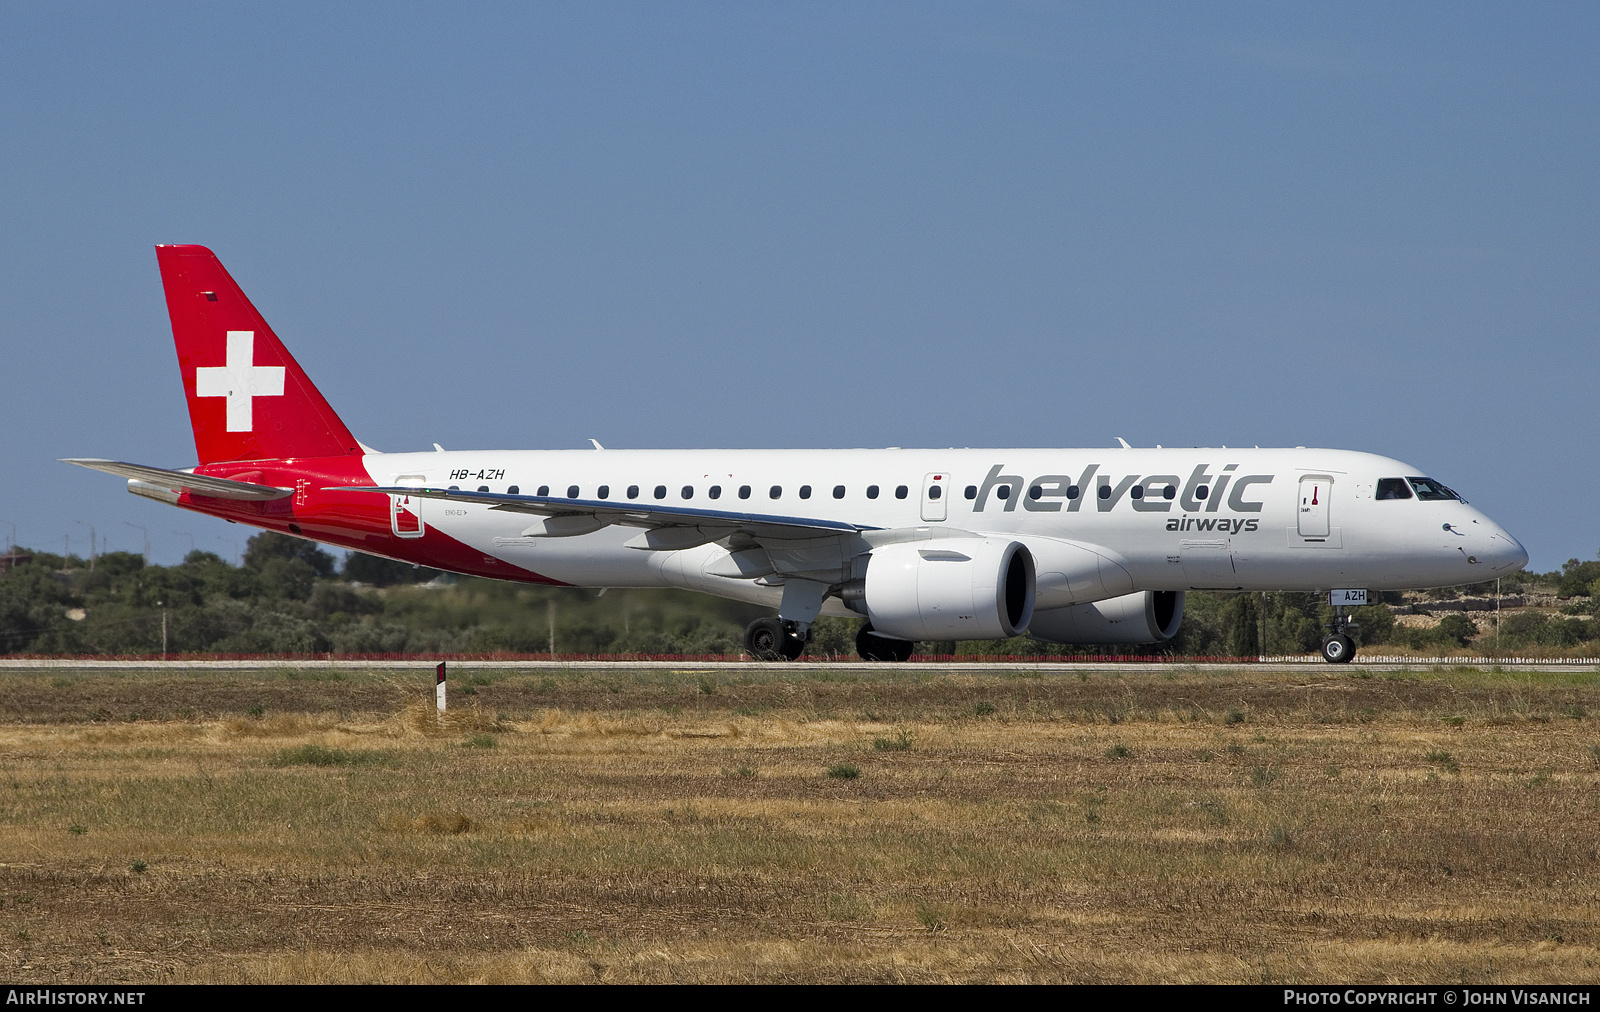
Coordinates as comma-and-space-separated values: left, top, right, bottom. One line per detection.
0, 664, 1597, 983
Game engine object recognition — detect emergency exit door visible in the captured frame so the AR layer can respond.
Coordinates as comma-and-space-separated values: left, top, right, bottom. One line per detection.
921, 472, 948, 522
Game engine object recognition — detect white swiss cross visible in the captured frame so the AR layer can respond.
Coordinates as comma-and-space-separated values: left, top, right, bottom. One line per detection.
194, 331, 286, 433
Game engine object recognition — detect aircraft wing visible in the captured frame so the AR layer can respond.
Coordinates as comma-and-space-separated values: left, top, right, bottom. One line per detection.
62, 459, 293, 501
336, 484, 876, 542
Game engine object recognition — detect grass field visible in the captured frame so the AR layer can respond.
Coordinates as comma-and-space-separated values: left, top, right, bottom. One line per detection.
1, 663, 1597, 983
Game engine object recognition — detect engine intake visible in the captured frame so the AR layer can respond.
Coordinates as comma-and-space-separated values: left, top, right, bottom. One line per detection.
859, 539, 1035, 641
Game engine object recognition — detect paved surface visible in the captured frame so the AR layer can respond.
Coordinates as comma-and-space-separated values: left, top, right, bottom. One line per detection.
0, 657, 1594, 673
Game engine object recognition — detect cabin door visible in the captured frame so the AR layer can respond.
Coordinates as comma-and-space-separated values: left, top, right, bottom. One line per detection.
1297, 476, 1331, 538
390, 475, 427, 539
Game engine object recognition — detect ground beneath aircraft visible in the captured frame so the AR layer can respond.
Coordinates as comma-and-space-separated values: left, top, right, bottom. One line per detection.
1, 663, 1596, 983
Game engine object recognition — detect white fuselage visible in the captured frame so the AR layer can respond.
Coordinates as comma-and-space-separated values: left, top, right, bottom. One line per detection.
363, 446, 1527, 616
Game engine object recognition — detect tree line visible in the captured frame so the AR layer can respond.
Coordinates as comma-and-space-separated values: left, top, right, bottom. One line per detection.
0, 533, 1596, 657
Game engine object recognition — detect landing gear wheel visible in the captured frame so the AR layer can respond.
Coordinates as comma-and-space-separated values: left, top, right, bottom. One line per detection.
746, 618, 805, 661
1321, 634, 1355, 664
856, 623, 915, 663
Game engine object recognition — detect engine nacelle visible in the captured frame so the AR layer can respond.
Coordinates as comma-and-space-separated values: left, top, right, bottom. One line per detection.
860, 539, 1035, 641
1028, 591, 1184, 645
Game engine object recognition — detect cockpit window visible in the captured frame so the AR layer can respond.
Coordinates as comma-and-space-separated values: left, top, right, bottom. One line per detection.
1375, 478, 1413, 500
1407, 477, 1460, 502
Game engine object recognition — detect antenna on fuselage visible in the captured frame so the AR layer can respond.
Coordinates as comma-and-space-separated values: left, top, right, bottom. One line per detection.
1115, 436, 1131, 449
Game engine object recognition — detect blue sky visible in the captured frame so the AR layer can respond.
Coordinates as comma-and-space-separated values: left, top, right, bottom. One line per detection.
2, 3, 1595, 570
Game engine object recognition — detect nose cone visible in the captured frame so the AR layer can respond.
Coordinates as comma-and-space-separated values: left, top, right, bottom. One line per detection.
1483, 524, 1528, 575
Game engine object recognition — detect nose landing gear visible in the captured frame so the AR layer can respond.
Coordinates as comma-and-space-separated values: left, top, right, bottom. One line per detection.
1320, 608, 1359, 664
1320, 633, 1355, 663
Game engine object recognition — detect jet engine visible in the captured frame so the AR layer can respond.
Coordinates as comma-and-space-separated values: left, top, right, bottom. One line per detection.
1028, 590, 1184, 645
851, 539, 1035, 641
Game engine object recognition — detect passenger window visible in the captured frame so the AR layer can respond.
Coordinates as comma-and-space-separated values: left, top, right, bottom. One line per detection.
895, 485, 908, 500
448, 485, 459, 491
997, 485, 1011, 500
866, 485, 879, 499
738, 485, 751, 499
709, 486, 722, 499
597, 485, 610, 499
536, 485, 549, 496
1098, 484, 1111, 499
1196, 484, 1209, 500
566, 485, 579, 498
799, 485, 812, 499
681, 485, 694, 499
833, 485, 845, 499
508, 485, 519, 495
1067, 485, 1080, 500
928, 485, 942, 500
1407, 477, 1459, 502
1130, 485, 1143, 500
1028, 485, 1042, 500
964, 485, 977, 500
654, 485, 667, 500
1162, 485, 1175, 500
1376, 478, 1413, 500
769, 485, 782, 499
627, 485, 640, 500
478, 485, 490, 493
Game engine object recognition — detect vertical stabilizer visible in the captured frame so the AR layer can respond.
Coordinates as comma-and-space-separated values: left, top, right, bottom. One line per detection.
156, 245, 360, 463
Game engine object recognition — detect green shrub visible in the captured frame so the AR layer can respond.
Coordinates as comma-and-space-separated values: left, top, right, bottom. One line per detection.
268, 745, 399, 768
1425, 749, 1459, 773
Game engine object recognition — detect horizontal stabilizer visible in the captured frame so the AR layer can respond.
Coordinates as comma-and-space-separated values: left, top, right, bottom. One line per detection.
62, 459, 293, 501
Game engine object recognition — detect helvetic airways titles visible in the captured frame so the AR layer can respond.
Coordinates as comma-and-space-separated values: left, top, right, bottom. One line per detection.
969, 462, 1272, 513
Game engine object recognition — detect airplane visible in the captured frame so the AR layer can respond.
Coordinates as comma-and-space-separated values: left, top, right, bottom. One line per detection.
66, 245, 1529, 664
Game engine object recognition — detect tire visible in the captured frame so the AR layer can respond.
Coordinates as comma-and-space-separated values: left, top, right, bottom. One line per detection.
745, 618, 788, 661
1321, 634, 1355, 664
856, 623, 915, 663
778, 632, 806, 661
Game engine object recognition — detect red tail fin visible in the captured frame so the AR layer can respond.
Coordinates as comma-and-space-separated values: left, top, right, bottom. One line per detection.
156, 245, 361, 463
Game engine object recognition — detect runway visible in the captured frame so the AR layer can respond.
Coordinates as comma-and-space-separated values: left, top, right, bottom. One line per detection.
0, 656, 1594, 673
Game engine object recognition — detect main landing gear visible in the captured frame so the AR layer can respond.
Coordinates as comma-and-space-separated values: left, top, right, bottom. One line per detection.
744, 617, 806, 661
855, 623, 914, 663
741, 618, 918, 663
1320, 608, 1359, 664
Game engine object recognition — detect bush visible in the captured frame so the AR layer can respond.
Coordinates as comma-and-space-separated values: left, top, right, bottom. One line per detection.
1436, 614, 1479, 647
342, 551, 440, 587
1557, 557, 1600, 598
